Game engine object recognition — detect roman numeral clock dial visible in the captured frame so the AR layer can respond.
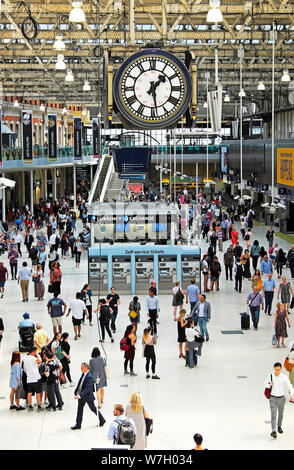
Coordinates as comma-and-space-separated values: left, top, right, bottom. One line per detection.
113, 49, 192, 129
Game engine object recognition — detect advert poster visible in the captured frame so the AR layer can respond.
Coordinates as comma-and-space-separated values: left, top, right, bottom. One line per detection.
48, 114, 57, 161
277, 148, 294, 186
74, 117, 82, 160
92, 118, 100, 158
22, 110, 33, 163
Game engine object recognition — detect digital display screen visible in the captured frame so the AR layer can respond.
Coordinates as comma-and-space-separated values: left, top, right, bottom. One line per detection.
112, 147, 152, 174
115, 223, 130, 233
152, 223, 167, 232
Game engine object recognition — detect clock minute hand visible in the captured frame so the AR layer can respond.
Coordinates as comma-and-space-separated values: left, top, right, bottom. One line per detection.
153, 74, 166, 89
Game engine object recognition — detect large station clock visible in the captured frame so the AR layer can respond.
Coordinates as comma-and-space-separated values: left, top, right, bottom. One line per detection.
113, 49, 192, 129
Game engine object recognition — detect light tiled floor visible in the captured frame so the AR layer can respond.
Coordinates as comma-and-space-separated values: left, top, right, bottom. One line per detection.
0, 221, 294, 450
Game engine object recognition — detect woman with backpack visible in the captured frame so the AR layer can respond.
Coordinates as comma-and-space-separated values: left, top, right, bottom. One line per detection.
94, 299, 114, 343
123, 325, 137, 376
250, 240, 260, 271
234, 258, 244, 293
142, 327, 160, 379
128, 296, 141, 333
172, 281, 185, 321
244, 228, 253, 251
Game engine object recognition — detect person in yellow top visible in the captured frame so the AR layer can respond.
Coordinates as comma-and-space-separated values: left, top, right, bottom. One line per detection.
251, 269, 263, 291
34, 323, 50, 352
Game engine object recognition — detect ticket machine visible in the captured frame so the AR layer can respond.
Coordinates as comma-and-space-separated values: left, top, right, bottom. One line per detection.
88, 255, 108, 295
135, 256, 154, 294
181, 254, 201, 290
112, 256, 131, 294
158, 256, 177, 293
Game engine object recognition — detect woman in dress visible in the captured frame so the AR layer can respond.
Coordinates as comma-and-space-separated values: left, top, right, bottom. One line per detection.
142, 327, 160, 379
171, 281, 185, 321
277, 276, 294, 315
251, 269, 263, 292
49, 261, 62, 295
125, 392, 149, 450
9, 351, 25, 410
177, 309, 187, 359
275, 248, 287, 279
81, 283, 93, 326
250, 240, 260, 271
210, 256, 221, 292
123, 324, 137, 376
89, 347, 107, 408
32, 263, 45, 300
231, 226, 238, 248
128, 296, 141, 334
241, 249, 251, 280
274, 302, 291, 348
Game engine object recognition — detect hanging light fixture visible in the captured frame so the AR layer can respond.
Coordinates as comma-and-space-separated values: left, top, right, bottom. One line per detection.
14, 99, 19, 107
83, 80, 91, 91
82, 109, 87, 117
281, 69, 290, 82
65, 69, 74, 82
206, 0, 223, 23
257, 81, 265, 90
69, 1, 86, 23
39, 103, 45, 112
62, 106, 67, 114
53, 35, 66, 51
56, 54, 66, 70
224, 94, 230, 102
239, 88, 246, 97
203, 101, 208, 108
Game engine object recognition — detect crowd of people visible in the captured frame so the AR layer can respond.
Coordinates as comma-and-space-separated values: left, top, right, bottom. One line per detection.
1, 190, 294, 449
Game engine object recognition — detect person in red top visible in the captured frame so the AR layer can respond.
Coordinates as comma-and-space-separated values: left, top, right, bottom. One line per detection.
49, 261, 62, 295
231, 226, 239, 248
0, 261, 8, 298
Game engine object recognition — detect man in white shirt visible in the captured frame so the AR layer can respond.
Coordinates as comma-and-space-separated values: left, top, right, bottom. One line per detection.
264, 362, 294, 438
14, 231, 23, 257
23, 347, 42, 411
49, 230, 57, 248
66, 292, 88, 340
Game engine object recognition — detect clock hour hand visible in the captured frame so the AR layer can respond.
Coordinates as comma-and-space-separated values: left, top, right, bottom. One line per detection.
153, 74, 166, 89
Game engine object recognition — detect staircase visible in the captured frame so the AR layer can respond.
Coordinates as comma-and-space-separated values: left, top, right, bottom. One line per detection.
103, 172, 125, 202
91, 157, 111, 202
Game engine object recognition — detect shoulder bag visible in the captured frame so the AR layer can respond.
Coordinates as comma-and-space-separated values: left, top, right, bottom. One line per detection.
264, 374, 272, 399
284, 356, 294, 372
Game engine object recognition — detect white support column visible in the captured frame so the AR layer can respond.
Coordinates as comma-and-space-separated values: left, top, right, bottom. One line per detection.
196, 161, 199, 203
129, 0, 135, 45
73, 165, 77, 211
30, 170, 34, 214
90, 164, 93, 185
2, 173, 6, 221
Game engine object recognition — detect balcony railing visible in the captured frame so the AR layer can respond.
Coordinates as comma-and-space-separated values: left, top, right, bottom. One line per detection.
2, 145, 94, 161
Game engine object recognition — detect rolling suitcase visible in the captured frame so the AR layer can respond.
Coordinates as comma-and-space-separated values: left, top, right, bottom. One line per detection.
240, 312, 250, 330
185, 349, 198, 368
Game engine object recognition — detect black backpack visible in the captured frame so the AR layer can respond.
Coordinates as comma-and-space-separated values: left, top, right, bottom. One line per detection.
236, 264, 243, 278
175, 288, 184, 303
244, 234, 250, 241
115, 419, 136, 448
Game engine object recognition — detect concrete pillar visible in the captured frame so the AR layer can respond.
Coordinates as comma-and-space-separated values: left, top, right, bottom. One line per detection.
1, 173, 5, 221
53, 168, 57, 201
21, 172, 25, 207
43, 169, 47, 200
90, 164, 93, 185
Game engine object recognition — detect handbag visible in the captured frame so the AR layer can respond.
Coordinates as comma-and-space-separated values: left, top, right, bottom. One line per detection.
16, 386, 26, 399
290, 297, 294, 310
145, 417, 153, 436
272, 332, 277, 347
264, 374, 272, 399
284, 356, 294, 372
129, 310, 138, 319
59, 370, 67, 385
48, 284, 53, 293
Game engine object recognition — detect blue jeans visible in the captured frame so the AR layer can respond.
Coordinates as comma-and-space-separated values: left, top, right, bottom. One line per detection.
250, 306, 260, 328
111, 308, 118, 331
198, 317, 209, 339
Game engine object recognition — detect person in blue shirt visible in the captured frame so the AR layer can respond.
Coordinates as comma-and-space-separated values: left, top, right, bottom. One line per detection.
186, 279, 200, 313
18, 312, 35, 331
107, 404, 136, 446
260, 255, 273, 276
262, 273, 276, 316
146, 288, 159, 335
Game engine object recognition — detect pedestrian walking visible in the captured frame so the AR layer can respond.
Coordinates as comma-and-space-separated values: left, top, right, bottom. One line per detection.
128, 296, 141, 333
9, 351, 25, 410
146, 288, 159, 335
234, 258, 244, 293
94, 299, 114, 343
250, 240, 260, 271
32, 264, 45, 301
125, 393, 149, 450
107, 404, 136, 447
106, 287, 120, 333
67, 292, 88, 340
8, 245, 19, 280
287, 244, 294, 279
246, 286, 264, 330
275, 249, 287, 279
89, 347, 107, 409
191, 294, 211, 341
123, 324, 137, 376
0, 261, 8, 298
264, 362, 294, 439
17, 261, 31, 302
262, 273, 276, 316
185, 279, 200, 313
277, 277, 294, 315
274, 302, 291, 348
142, 326, 160, 379
71, 362, 106, 430
172, 281, 185, 321
43, 350, 63, 411
47, 292, 67, 335
60, 332, 74, 386
223, 247, 234, 281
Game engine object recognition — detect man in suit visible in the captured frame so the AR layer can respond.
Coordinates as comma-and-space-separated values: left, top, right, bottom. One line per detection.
24, 231, 34, 255
71, 362, 106, 430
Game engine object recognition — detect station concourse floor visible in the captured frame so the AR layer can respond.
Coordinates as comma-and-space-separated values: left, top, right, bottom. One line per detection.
0, 222, 294, 451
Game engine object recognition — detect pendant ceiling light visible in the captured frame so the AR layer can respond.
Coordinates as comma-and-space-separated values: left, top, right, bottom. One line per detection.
39, 103, 45, 112
53, 35, 66, 51
239, 88, 246, 97
206, 0, 223, 23
83, 80, 91, 91
203, 101, 208, 108
62, 106, 67, 114
56, 54, 66, 70
224, 94, 230, 102
257, 81, 265, 90
69, 1, 86, 23
65, 69, 74, 82
281, 69, 290, 82
14, 99, 19, 107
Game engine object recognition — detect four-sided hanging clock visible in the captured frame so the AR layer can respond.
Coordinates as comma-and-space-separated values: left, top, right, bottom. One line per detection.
113, 48, 192, 129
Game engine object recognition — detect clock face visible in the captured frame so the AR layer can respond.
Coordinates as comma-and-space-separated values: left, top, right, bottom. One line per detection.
113, 49, 192, 129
